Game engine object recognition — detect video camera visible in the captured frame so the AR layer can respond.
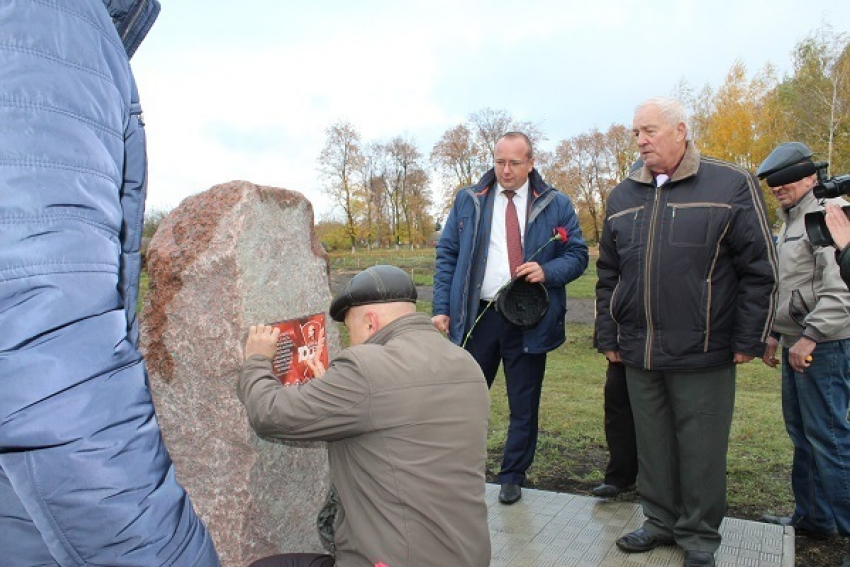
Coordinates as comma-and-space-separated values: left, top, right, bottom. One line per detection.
803, 162, 850, 247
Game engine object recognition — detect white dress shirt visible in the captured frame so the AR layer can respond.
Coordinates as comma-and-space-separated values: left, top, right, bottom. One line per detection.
480, 181, 529, 301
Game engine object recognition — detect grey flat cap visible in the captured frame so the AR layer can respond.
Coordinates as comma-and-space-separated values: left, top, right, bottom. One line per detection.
757, 142, 816, 187
330, 265, 417, 322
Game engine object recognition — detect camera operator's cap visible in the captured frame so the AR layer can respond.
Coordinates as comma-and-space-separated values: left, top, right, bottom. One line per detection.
329, 264, 417, 322
757, 142, 815, 188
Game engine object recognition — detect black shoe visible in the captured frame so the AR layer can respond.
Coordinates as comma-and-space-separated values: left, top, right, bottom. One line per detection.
498, 483, 521, 505
683, 550, 715, 567
615, 527, 674, 553
760, 514, 835, 539
592, 483, 635, 498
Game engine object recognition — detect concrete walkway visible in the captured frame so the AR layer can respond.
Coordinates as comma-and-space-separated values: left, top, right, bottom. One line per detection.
486, 484, 794, 567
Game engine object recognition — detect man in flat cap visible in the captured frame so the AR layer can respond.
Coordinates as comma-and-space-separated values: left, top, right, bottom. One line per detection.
756, 143, 850, 545
236, 265, 491, 567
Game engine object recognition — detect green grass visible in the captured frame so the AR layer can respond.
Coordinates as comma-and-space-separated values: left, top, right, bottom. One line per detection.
328, 248, 436, 271
565, 268, 596, 299
412, 273, 433, 286
329, 249, 436, 287
138, 270, 149, 313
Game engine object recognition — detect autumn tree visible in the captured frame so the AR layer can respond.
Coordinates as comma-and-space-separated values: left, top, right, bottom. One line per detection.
384, 137, 431, 247
315, 214, 350, 252
603, 124, 637, 209
546, 125, 636, 243
777, 26, 850, 174
403, 168, 434, 247
317, 121, 364, 252
532, 148, 555, 181
430, 124, 483, 217
696, 61, 776, 170
358, 142, 389, 249
469, 108, 515, 159
468, 107, 547, 158
432, 109, 546, 214
674, 79, 714, 144
549, 131, 605, 242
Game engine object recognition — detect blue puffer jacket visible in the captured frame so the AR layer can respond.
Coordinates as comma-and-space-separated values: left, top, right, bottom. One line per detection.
433, 169, 589, 353
0, 1, 219, 565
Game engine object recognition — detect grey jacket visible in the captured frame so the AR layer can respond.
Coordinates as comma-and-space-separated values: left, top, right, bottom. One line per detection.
237, 313, 491, 567
773, 191, 850, 346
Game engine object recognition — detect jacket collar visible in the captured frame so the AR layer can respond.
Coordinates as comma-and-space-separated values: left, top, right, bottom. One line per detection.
629, 141, 701, 186
780, 189, 817, 222
104, 0, 161, 59
366, 313, 434, 346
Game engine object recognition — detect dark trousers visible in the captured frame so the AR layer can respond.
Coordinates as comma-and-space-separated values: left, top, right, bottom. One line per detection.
466, 302, 547, 485
602, 361, 638, 488
249, 554, 335, 567
626, 364, 736, 552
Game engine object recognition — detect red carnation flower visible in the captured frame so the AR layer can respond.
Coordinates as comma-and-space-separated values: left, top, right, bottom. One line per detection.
553, 226, 568, 243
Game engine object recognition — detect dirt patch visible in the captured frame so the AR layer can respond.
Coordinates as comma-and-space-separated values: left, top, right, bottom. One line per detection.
566, 297, 595, 325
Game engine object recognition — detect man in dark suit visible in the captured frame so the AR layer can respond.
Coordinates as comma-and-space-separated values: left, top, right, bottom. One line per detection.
433, 132, 588, 505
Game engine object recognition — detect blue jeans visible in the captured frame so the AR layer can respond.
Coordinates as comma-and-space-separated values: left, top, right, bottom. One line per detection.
782, 338, 850, 535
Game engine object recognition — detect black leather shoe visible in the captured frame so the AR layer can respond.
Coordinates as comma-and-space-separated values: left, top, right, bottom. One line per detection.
498, 483, 521, 505
760, 514, 834, 539
616, 528, 674, 553
592, 483, 635, 498
683, 550, 715, 567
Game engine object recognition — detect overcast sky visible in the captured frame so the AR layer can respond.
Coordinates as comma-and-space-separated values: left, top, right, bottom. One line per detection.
131, 0, 849, 218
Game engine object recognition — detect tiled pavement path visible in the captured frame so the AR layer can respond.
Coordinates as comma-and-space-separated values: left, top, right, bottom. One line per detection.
485, 485, 793, 567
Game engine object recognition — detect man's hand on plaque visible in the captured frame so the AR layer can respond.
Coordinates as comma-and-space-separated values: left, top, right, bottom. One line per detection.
304, 355, 326, 378
245, 325, 280, 360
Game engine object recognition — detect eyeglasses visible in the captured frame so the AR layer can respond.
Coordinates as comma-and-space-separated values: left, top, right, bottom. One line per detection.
495, 159, 528, 170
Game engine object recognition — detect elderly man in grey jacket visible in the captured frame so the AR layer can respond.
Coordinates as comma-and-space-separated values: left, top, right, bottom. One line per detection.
757, 143, 850, 547
237, 265, 491, 567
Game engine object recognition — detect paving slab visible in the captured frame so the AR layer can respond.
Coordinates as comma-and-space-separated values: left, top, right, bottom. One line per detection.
486, 485, 794, 567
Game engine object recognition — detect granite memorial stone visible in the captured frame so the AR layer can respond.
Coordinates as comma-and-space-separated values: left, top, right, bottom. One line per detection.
141, 181, 335, 566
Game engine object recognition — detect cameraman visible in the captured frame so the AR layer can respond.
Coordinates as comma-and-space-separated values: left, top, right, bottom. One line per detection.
755, 142, 850, 544
825, 203, 850, 287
